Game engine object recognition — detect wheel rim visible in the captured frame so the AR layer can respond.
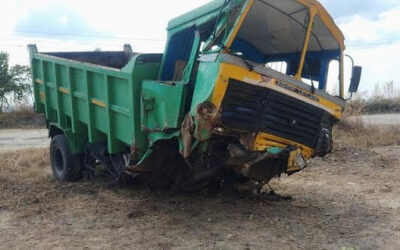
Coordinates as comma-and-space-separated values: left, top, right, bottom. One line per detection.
54, 148, 65, 174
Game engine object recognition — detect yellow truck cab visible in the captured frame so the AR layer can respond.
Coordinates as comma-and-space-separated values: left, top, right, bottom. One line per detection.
156, 0, 362, 186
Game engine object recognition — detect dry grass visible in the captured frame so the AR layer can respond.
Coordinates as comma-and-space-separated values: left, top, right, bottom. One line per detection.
0, 148, 49, 182
1, 145, 400, 249
334, 101, 400, 147
0, 148, 109, 217
334, 124, 400, 148
0, 149, 50, 203
0, 106, 45, 129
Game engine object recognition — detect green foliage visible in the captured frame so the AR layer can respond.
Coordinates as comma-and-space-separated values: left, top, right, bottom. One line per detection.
0, 52, 32, 113
346, 81, 400, 114
364, 97, 400, 114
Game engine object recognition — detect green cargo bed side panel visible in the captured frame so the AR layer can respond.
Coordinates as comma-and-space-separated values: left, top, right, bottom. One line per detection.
30, 50, 162, 155
123, 54, 163, 159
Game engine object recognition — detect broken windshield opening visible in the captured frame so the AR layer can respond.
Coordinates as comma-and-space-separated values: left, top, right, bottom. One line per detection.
227, 0, 341, 91
203, 0, 245, 51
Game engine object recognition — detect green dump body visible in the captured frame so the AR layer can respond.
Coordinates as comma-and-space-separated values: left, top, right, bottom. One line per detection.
29, 45, 163, 157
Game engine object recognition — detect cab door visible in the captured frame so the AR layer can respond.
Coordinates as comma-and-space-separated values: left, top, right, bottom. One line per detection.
141, 28, 201, 131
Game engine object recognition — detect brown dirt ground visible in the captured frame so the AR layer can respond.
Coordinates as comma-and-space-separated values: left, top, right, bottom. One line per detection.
0, 145, 399, 250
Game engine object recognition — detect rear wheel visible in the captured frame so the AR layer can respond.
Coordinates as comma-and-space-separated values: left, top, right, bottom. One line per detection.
50, 134, 83, 182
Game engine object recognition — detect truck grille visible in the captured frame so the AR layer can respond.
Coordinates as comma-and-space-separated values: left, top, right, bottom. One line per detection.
220, 79, 326, 148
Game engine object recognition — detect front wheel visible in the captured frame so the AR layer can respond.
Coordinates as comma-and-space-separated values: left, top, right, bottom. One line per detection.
315, 127, 333, 157
50, 134, 83, 182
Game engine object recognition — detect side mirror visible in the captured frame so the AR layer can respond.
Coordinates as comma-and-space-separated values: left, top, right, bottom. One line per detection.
349, 66, 362, 93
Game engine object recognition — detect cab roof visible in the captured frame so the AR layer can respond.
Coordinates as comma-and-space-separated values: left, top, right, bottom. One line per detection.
167, 0, 345, 49
167, 0, 231, 31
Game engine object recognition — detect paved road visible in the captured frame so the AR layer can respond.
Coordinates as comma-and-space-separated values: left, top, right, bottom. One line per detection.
0, 129, 49, 152
361, 113, 400, 126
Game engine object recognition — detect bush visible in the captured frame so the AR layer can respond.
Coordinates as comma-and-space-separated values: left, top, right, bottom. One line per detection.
364, 97, 400, 114
0, 105, 45, 129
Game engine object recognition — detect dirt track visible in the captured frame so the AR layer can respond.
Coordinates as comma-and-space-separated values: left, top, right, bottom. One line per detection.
1, 145, 399, 249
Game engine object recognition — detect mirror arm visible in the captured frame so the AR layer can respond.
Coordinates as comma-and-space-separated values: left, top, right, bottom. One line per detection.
345, 92, 353, 101
345, 54, 355, 92
345, 54, 355, 95
345, 54, 355, 68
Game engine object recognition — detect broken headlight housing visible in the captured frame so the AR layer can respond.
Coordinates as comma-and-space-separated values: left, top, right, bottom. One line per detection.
294, 154, 307, 169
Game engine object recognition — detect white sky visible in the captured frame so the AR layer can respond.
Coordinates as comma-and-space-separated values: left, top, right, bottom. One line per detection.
1, 0, 399, 95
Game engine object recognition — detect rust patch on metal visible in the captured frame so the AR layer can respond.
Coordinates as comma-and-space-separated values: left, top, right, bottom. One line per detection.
125, 164, 149, 173
239, 133, 257, 151
181, 113, 194, 158
196, 102, 219, 129
130, 141, 138, 162
39, 91, 45, 102
194, 102, 220, 141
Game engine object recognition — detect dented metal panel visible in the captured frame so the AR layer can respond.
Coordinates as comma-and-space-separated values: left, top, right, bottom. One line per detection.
141, 80, 186, 132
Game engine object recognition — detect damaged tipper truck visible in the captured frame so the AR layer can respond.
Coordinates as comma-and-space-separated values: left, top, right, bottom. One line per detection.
29, 0, 362, 191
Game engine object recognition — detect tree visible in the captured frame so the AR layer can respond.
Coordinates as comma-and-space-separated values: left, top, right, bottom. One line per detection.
0, 52, 32, 112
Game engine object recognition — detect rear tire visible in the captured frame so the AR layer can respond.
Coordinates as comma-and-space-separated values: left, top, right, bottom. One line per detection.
50, 134, 83, 182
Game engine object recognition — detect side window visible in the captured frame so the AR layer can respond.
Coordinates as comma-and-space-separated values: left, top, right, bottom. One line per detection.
161, 28, 197, 81
326, 60, 339, 96
266, 61, 287, 74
